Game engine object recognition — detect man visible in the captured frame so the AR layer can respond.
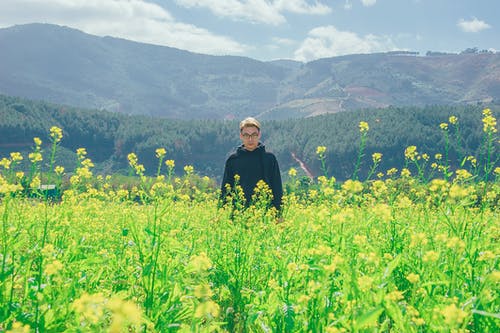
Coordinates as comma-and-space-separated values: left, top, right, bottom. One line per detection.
220, 117, 283, 214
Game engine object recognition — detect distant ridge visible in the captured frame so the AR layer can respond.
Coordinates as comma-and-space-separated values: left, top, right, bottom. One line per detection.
1, 23, 499, 119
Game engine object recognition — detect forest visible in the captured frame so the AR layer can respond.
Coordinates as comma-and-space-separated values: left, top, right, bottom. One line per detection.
1, 94, 498, 182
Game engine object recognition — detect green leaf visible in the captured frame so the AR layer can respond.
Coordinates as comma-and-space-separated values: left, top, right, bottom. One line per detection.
354, 307, 384, 330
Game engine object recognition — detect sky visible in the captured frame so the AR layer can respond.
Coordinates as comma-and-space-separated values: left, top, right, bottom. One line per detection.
0, 0, 498, 62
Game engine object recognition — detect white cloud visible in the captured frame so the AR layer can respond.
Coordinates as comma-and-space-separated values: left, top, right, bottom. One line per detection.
0, 0, 247, 55
361, 0, 377, 6
175, 0, 286, 25
274, 0, 331, 15
457, 17, 491, 33
175, 0, 331, 25
294, 25, 397, 62
272, 37, 297, 46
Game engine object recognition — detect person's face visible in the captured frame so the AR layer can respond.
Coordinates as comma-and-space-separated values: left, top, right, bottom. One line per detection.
240, 126, 261, 151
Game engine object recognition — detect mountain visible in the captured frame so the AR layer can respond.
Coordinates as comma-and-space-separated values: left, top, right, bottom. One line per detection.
1, 23, 499, 119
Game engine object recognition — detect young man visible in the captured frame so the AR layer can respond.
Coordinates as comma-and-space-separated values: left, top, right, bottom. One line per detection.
220, 117, 283, 214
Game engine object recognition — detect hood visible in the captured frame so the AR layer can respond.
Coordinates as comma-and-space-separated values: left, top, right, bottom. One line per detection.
236, 142, 265, 155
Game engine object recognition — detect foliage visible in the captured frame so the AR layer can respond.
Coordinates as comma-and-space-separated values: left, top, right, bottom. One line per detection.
1, 94, 498, 183
0, 114, 498, 332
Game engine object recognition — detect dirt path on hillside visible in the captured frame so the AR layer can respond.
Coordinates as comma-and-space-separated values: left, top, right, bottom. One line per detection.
291, 152, 314, 180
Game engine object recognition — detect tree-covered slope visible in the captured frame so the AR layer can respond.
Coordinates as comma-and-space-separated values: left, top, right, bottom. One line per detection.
1, 94, 497, 181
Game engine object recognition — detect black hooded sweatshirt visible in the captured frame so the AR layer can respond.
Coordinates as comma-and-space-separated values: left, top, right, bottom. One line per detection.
220, 143, 283, 212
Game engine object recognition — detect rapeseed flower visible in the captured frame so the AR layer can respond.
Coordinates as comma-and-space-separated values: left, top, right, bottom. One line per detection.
316, 145, 327, 156
342, 179, 363, 193
34, 137, 42, 147
439, 123, 448, 130
44, 260, 63, 275
357, 275, 373, 292
28, 152, 42, 163
0, 158, 11, 169
404, 146, 418, 160
441, 303, 467, 325
359, 121, 369, 133
406, 273, 420, 284
288, 167, 297, 177
194, 300, 220, 319
49, 126, 63, 143
449, 116, 458, 125
184, 165, 194, 175
155, 147, 166, 158
372, 152, 382, 164
187, 252, 213, 273
10, 152, 23, 162
107, 297, 143, 332
54, 166, 65, 174
386, 168, 398, 176
482, 108, 497, 133
385, 290, 404, 302
422, 250, 439, 263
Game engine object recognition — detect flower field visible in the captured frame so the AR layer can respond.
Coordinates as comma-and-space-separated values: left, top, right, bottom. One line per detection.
0, 111, 499, 332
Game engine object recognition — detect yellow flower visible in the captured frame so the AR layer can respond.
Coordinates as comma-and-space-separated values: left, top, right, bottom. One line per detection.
288, 167, 297, 177
406, 273, 420, 284
435, 153, 442, 160
127, 153, 138, 166
441, 303, 467, 325
353, 234, 367, 246
372, 152, 382, 164
316, 145, 327, 156
81, 158, 94, 169
386, 168, 398, 176
359, 121, 369, 133
404, 146, 418, 160
187, 252, 212, 273
71, 292, 106, 325
76, 148, 87, 158
28, 152, 43, 163
412, 317, 425, 326
482, 108, 497, 133
5, 322, 31, 333
34, 137, 42, 147
155, 148, 166, 158
400, 168, 411, 177
384, 290, 404, 302
342, 179, 363, 193
49, 126, 63, 143
478, 250, 496, 261
10, 152, 23, 162
44, 260, 63, 275
439, 122, 448, 130
449, 184, 469, 199
184, 165, 194, 175
30, 176, 41, 189
455, 169, 472, 181
410, 233, 428, 247
55, 166, 65, 175
357, 275, 373, 292
422, 250, 439, 263
194, 283, 214, 299
194, 300, 220, 318
449, 116, 458, 125
0, 158, 11, 169
107, 297, 143, 331
165, 159, 175, 168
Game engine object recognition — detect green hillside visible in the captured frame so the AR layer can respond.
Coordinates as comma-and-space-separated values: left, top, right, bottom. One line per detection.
1, 95, 497, 182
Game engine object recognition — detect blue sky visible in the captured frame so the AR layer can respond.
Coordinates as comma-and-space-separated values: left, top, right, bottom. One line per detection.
1, 0, 498, 62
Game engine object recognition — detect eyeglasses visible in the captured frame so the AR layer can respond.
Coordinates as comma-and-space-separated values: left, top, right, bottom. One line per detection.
242, 133, 259, 140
